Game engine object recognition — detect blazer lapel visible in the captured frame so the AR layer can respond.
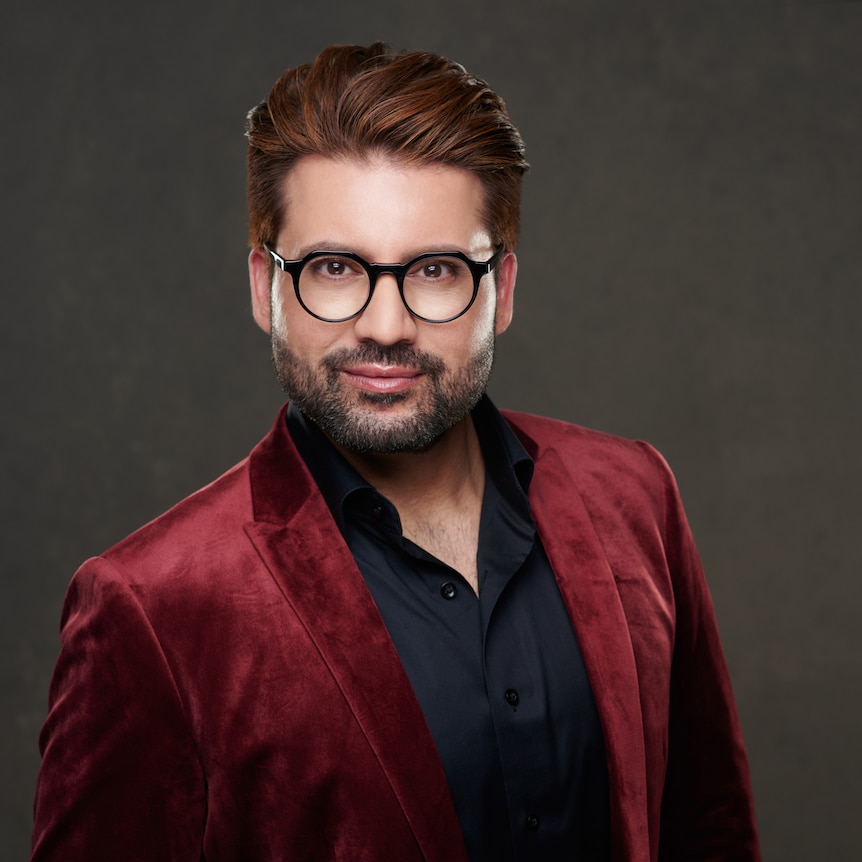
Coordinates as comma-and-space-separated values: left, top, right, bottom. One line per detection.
243, 409, 468, 862
527, 445, 651, 862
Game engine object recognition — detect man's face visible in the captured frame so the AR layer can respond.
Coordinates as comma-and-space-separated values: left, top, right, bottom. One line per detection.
249, 155, 517, 455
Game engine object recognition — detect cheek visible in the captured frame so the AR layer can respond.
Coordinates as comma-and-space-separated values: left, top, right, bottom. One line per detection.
270, 286, 287, 336
463, 290, 498, 350
429, 299, 496, 367
270, 285, 306, 344
271, 287, 349, 357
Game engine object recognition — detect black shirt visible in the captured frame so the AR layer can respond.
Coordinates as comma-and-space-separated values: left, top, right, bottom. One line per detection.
287, 397, 610, 862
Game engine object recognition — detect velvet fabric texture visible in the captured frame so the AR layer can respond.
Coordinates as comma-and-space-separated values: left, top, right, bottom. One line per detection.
32, 406, 760, 861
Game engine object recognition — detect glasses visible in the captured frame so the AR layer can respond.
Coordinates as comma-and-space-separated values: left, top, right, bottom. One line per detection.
266, 245, 503, 324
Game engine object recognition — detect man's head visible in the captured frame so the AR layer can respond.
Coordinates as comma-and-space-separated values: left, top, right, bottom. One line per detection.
246, 45, 527, 456
245, 42, 528, 254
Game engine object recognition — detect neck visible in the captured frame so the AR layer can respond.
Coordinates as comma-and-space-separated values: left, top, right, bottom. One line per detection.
330, 415, 486, 515
331, 415, 487, 594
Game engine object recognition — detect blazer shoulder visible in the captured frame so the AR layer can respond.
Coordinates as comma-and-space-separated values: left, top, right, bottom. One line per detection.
94, 455, 255, 583
501, 408, 684, 525
502, 408, 672, 476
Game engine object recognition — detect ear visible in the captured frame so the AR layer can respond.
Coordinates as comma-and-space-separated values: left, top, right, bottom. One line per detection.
494, 252, 517, 335
248, 247, 273, 334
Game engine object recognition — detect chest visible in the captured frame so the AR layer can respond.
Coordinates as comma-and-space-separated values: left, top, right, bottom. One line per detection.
401, 510, 481, 592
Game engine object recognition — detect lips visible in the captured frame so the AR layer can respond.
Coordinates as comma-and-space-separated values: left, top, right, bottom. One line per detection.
339, 364, 424, 394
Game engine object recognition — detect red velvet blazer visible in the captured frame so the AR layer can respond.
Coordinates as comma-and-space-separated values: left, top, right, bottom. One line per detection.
32, 406, 760, 861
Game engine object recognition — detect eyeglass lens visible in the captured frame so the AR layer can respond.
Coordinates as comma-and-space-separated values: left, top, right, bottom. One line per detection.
298, 254, 478, 322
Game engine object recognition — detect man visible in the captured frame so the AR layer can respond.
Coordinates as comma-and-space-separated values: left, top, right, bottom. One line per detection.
32, 43, 760, 861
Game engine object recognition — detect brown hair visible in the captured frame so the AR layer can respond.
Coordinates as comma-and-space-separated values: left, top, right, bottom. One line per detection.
246, 43, 528, 253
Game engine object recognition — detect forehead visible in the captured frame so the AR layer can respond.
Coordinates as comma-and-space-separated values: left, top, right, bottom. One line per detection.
277, 155, 491, 259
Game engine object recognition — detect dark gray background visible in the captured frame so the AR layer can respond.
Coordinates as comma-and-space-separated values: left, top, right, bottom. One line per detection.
3, 1, 860, 859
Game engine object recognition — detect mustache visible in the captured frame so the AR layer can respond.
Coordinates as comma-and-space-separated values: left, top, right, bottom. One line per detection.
323, 343, 446, 376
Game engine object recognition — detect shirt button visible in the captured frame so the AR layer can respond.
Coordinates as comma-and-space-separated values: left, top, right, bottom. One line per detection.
440, 582, 457, 600
371, 505, 384, 520
504, 688, 520, 707
526, 814, 539, 832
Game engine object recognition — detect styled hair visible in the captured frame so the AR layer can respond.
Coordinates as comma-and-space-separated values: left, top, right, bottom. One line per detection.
245, 43, 528, 253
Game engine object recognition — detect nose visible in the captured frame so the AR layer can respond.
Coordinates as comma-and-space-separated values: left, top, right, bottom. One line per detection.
352, 273, 418, 345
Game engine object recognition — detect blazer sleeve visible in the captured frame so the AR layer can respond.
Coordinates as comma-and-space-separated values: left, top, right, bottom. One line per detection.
641, 444, 761, 861
32, 556, 206, 862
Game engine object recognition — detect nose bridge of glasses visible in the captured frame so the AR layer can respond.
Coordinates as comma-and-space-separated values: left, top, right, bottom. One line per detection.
367, 261, 408, 291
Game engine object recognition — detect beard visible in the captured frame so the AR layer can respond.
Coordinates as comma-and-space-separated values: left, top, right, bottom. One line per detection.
271, 333, 495, 455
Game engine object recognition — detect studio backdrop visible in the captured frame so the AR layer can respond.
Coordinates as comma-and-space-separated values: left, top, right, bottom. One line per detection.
2, 2, 860, 860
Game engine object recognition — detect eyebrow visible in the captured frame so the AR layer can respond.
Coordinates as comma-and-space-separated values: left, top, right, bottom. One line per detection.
290, 241, 482, 262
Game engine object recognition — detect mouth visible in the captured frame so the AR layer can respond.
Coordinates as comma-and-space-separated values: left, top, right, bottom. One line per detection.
339, 364, 424, 394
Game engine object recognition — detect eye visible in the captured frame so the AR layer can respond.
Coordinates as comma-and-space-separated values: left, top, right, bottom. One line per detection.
408, 257, 464, 283
307, 255, 361, 280
420, 262, 449, 279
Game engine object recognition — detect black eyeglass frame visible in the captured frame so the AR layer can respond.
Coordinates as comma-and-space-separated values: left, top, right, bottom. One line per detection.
265, 245, 504, 324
